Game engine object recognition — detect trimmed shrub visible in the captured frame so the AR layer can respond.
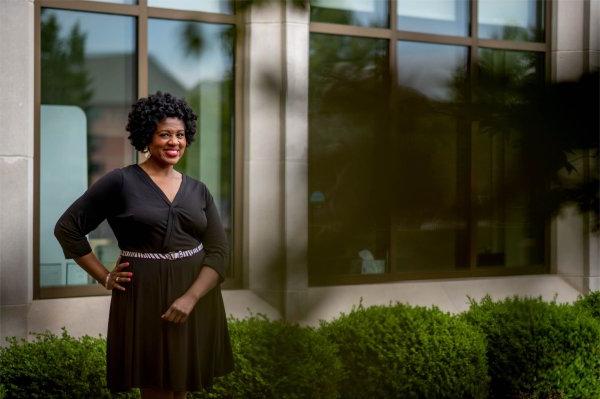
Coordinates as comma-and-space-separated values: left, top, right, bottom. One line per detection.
0, 328, 138, 399
574, 290, 600, 320
462, 295, 600, 398
193, 314, 343, 399
319, 302, 489, 399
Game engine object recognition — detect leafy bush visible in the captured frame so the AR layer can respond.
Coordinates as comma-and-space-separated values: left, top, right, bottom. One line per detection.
319, 302, 489, 399
463, 295, 600, 398
0, 328, 138, 399
574, 290, 600, 320
193, 314, 342, 399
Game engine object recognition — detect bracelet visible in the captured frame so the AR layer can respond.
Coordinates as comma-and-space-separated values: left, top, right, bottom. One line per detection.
103, 273, 110, 288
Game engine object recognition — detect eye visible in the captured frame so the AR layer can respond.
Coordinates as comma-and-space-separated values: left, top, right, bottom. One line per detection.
176, 132, 185, 139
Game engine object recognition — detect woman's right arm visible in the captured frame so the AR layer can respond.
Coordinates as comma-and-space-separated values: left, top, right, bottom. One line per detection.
53, 168, 130, 290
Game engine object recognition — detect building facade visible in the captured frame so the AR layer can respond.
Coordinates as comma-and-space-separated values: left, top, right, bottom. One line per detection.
1, 0, 598, 340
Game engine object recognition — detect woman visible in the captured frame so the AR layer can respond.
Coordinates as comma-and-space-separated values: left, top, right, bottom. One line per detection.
54, 92, 234, 399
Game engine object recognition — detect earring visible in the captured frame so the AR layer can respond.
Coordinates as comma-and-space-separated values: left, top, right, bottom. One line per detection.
144, 147, 151, 159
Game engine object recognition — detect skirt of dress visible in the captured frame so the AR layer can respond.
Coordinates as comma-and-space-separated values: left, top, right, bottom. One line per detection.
106, 250, 234, 393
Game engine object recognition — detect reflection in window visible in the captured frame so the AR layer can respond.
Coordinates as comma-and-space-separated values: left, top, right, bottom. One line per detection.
310, 0, 388, 28
148, 19, 235, 273
40, 9, 136, 286
478, 0, 544, 42
474, 49, 545, 267
148, 0, 232, 14
397, 0, 469, 37
309, 33, 390, 279
394, 41, 469, 272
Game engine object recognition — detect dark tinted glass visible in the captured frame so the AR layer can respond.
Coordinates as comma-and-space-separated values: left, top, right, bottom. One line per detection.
474, 49, 546, 267
394, 41, 469, 272
309, 33, 390, 280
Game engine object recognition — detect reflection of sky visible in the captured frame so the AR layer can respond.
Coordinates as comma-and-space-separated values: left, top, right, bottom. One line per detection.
479, 0, 536, 28
397, 0, 469, 36
148, 0, 232, 14
42, 8, 135, 55
149, 19, 233, 90
397, 41, 467, 101
312, 0, 388, 28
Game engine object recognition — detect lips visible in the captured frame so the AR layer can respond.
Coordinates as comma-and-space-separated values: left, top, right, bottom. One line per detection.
164, 149, 179, 158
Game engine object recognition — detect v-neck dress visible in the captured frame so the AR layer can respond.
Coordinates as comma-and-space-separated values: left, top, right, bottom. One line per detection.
53, 164, 234, 393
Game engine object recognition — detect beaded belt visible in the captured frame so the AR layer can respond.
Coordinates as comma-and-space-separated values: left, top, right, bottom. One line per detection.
120, 243, 204, 260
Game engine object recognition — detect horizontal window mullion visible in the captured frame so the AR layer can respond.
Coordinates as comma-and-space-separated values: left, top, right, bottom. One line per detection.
477, 39, 546, 52
37, 0, 140, 16
310, 22, 392, 40
395, 30, 473, 46
147, 7, 237, 24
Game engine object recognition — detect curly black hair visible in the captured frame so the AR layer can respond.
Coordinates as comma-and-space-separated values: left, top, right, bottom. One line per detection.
126, 92, 198, 152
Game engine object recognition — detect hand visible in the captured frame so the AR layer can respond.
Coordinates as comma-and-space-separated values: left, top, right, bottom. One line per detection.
104, 256, 132, 291
161, 294, 198, 323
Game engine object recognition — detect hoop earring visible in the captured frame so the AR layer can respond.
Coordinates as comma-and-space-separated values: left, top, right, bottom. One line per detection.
144, 147, 151, 159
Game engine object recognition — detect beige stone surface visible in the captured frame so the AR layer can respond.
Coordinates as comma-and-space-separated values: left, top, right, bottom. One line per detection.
0, 0, 34, 158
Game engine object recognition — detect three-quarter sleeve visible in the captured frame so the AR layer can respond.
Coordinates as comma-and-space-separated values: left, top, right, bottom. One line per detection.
54, 168, 123, 259
201, 187, 229, 283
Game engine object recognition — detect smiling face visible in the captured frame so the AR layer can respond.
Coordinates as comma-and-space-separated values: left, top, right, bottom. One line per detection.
147, 117, 187, 166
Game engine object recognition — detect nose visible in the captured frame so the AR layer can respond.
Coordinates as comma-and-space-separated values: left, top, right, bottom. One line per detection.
167, 135, 179, 145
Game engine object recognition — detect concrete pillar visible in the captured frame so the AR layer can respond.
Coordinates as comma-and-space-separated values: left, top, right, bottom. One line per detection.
0, 0, 35, 341
282, 2, 310, 321
244, 1, 286, 312
243, 1, 310, 319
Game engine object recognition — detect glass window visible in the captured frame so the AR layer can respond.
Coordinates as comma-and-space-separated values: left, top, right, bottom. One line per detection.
309, 33, 390, 279
474, 49, 545, 267
148, 18, 235, 271
40, 9, 136, 287
310, 0, 388, 28
478, 0, 545, 42
394, 41, 469, 272
148, 0, 233, 14
397, 0, 469, 37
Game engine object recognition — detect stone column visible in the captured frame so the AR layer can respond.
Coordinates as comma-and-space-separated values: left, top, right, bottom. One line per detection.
0, 0, 35, 341
243, 0, 310, 319
244, 1, 286, 312
282, 2, 309, 321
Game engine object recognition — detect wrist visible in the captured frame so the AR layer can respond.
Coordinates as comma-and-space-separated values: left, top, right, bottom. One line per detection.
102, 272, 110, 288
185, 291, 201, 303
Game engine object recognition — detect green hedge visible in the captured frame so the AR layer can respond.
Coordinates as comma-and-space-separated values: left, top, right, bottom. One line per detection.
2, 294, 600, 399
319, 302, 489, 399
194, 315, 342, 399
574, 290, 600, 320
0, 328, 138, 399
463, 295, 600, 399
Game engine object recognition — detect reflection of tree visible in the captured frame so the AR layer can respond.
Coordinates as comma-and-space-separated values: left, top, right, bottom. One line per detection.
41, 14, 92, 105
471, 53, 599, 231
41, 12, 102, 176
309, 33, 390, 275
308, 30, 599, 278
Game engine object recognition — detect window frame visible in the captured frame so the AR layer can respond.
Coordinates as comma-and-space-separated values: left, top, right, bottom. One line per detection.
308, 0, 553, 286
33, 0, 245, 299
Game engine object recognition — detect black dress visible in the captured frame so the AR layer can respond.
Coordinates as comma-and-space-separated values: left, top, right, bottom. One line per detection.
54, 163, 234, 393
